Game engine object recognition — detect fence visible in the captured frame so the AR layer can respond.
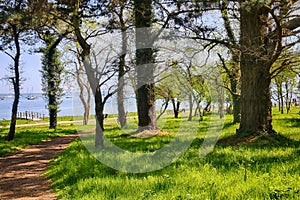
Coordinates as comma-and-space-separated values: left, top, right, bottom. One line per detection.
17, 111, 45, 120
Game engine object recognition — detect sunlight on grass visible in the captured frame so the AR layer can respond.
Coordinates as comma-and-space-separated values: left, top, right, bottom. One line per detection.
45, 108, 300, 199
0, 124, 80, 156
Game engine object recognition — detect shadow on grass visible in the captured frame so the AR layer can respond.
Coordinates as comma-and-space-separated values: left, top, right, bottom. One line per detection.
275, 117, 300, 128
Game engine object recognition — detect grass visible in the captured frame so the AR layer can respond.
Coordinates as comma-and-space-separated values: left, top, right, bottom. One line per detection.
44, 107, 300, 199
0, 121, 97, 156
0, 125, 80, 156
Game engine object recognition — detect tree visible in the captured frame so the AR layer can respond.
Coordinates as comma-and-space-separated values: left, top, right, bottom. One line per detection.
73, 44, 91, 125
40, 31, 66, 129
0, 0, 37, 140
238, 1, 300, 136
173, 1, 300, 137
155, 70, 185, 119
69, 0, 119, 147
134, 0, 158, 131
272, 53, 299, 114
107, 0, 132, 128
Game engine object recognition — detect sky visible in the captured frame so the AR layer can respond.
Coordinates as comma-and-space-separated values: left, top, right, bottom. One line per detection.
0, 52, 42, 94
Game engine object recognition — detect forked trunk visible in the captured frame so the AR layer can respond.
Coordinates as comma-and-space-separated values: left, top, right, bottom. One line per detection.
171, 98, 180, 118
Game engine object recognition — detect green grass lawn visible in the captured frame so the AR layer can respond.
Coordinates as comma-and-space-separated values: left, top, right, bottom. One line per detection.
44, 107, 300, 200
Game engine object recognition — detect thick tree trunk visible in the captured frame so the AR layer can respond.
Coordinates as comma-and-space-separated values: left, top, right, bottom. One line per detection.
238, 4, 274, 135
7, 27, 21, 141
136, 82, 157, 131
135, 0, 157, 131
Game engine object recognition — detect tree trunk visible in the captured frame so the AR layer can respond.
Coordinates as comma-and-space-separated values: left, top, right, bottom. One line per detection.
95, 87, 104, 147
188, 93, 193, 121
171, 98, 180, 118
43, 35, 64, 129
279, 87, 284, 114
157, 99, 168, 120
117, 31, 127, 127
75, 52, 91, 125
7, 27, 21, 141
48, 95, 57, 129
218, 93, 224, 119
238, 4, 274, 135
232, 94, 240, 123
194, 100, 201, 117
77, 81, 90, 126
73, 1, 104, 147
228, 55, 241, 123
8, 81, 20, 141
118, 60, 126, 127
134, 0, 157, 131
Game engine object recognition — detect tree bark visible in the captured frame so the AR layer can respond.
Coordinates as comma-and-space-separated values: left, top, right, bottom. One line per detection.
95, 87, 104, 147
230, 59, 241, 123
42, 34, 64, 129
7, 26, 21, 141
134, 0, 157, 131
73, 1, 104, 147
75, 57, 91, 125
117, 31, 127, 128
238, 3, 274, 135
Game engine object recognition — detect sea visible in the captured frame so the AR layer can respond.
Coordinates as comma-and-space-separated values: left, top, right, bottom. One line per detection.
0, 93, 182, 120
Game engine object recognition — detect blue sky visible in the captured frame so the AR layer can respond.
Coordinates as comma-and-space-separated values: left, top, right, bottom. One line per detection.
0, 52, 42, 94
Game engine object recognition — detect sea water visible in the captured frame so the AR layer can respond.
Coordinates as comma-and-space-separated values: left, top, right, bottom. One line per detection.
0, 93, 74, 120
0, 93, 180, 120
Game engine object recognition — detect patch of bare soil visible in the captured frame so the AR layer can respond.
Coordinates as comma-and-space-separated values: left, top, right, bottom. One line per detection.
0, 132, 89, 200
130, 130, 171, 138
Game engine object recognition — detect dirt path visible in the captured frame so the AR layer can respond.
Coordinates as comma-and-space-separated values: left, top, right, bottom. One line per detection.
0, 133, 84, 200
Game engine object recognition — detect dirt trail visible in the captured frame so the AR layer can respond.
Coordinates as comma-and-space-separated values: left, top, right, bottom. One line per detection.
0, 133, 81, 200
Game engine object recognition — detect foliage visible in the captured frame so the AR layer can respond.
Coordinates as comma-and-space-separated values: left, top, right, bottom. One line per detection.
40, 32, 65, 129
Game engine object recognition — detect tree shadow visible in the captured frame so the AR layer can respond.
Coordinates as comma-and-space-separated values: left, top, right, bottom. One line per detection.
275, 117, 300, 128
